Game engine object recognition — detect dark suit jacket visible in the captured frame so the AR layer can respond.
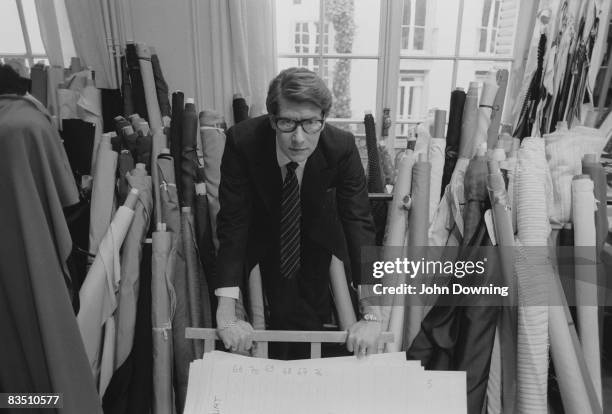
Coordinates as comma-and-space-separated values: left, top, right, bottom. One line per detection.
216, 115, 375, 330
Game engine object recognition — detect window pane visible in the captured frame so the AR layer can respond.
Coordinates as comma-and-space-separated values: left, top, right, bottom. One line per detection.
400, 0, 459, 56
414, 0, 426, 26
403, 0, 411, 26
454, 60, 511, 90
460, 0, 519, 56
396, 59, 453, 121
276, 0, 320, 55
322, 0, 380, 55
22, 0, 45, 54
322, 58, 377, 119
0, 0, 27, 54
413, 27, 425, 50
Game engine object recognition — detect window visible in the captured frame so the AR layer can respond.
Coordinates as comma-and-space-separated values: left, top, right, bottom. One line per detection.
0, 0, 75, 73
397, 71, 425, 136
401, 0, 428, 52
479, 0, 501, 54
276, 0, 519, 155
293, 21, 330, 82
0, 0, 47, 68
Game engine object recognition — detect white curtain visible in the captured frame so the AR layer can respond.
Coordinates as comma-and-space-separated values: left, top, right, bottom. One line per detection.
64, 0, 116, 89
34, 0, 76, 67
198, 0, 277, 124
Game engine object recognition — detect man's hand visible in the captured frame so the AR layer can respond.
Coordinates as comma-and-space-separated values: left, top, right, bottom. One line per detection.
217, 319, 254, 353
346, 319, 382, 358
216, 296, 254, 353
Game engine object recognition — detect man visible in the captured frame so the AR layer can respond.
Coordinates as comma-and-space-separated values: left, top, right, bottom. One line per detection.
215, 67, 381, 357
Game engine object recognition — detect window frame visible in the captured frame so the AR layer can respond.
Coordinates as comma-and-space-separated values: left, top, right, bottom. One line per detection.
276, 0, 518, 149
0, 0, 48, 67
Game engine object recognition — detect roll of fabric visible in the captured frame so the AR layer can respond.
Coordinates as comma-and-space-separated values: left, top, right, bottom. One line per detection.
514, 137, 551, 413
150, 47, 171, 119
135, 123, 153, 172
365, 111, 387, 244
404, 154, 430, 348
61, 119, 95, 176
581, 155, 609, 251
117, 150, 134, 205
248, 265, 265, 330
474, 80, 499, 151
383, 149, 415, 350
89, 133, 117, 257
136, 42, 163, 135
157, 151, 192, 412
408, 155, 431, 246
181, 100, 199, 208
232, 93, 249, 124
458, 82, 479, 159
30, 63, 48, 107
487, 165, 517, 414
462, 153, 488, 247
365, 111, 384, 193
170, 92, 185, 201
194, 168, 216, 296
429, 110, 446, 222
125, 43, 148, 121
46, 65, 64, 119
151, 229, 175, 414
329, 255, 357, 330
442, 88, 466, 195
199, 110, 227, 250
78, 190, 138, 396
114, 165, 152, 370
120, 55, 134, 117
487, 70, 509, 150
571, 175, 602, 405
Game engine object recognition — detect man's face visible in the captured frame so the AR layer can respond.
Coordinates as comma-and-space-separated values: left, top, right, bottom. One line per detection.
272, 97, 324, 163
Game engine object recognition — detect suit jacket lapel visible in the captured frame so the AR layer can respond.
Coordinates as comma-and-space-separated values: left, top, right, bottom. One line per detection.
302, 130, 334, 220
251, 122, 281, 216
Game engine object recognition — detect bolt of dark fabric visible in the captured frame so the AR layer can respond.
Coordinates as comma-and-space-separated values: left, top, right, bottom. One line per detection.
120, 56, 134, 117
170, 91, 184, 201
232, 96, 249, 123
103, 243, 153, 414
120, 125, 139, 160
461, 155, 489, 247
61, 119, 95, 176
125, 43, 148, 120
157, 152, 193, 413
194, 167, 217, 307
181, 102, 198, 208
408, 155, 497, 414
117, 150, 135, 205
364, 113, 387, 245
114, 116, 131, 139
135, 130, 152, 172
64, 198, 92, 312
441, 89, 466, 196
101, 88, 123, 133
150, 53, 171, 118
30, 63, 47, 107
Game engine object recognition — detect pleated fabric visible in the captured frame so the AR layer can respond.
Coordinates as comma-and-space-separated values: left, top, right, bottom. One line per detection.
428, 138, 446, 223
514, 137, 550, 414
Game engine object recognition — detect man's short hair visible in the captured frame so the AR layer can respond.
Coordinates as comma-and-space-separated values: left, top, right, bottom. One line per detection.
266, 67, 332, 116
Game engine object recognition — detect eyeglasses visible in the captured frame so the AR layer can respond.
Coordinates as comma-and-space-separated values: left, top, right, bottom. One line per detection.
274, 117, 325, 134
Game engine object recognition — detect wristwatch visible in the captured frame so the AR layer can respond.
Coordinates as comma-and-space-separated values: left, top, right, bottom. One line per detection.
362, 313, 380, 323
217, 319, 238, 331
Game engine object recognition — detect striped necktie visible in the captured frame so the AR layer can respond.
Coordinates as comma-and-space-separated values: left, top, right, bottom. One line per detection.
280, 161, 300, 279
